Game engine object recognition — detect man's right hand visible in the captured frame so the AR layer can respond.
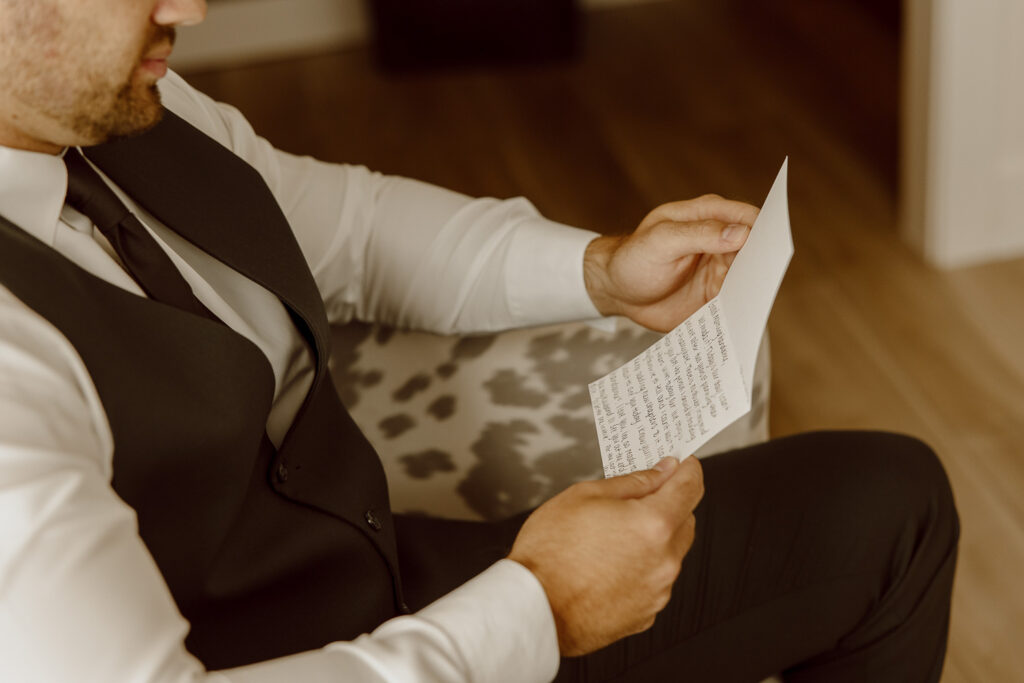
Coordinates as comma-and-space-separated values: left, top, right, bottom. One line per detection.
507, 456, 704, 656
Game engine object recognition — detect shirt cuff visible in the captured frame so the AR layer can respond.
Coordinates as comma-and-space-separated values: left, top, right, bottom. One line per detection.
505, 217, 605, 328
416, 559, 560, 683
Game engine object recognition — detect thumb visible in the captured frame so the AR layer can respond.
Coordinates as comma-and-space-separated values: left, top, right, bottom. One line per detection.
662, 219, 750, 256
600, 457, 679, 500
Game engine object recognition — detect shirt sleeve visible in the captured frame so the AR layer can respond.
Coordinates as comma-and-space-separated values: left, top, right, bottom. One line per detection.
158, 70, 604, 334
0, 288, 560, 683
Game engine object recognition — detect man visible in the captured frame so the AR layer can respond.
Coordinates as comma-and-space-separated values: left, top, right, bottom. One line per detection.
0, 1, 958, 681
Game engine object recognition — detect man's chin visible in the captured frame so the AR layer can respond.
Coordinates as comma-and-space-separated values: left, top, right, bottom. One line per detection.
87, 83, 164, 144
109, 102, 164, 142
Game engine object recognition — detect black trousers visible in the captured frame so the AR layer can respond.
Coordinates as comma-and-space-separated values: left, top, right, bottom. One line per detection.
395, 431, 959, 682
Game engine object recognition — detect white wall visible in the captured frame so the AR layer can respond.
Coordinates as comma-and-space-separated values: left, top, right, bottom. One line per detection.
171, 0, 667, 71
902, 0, 1024, 267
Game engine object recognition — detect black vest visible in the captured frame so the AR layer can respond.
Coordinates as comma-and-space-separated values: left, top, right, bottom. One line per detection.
0, 112, 406, 669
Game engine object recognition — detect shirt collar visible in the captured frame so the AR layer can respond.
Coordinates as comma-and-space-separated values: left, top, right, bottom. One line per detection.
0, 144, 69, 246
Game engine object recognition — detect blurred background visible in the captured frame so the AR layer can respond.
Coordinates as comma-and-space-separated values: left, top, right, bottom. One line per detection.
171, 0, 1023, 680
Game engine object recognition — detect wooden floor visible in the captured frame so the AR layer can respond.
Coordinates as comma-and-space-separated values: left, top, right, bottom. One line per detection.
184, 1, 1024, 680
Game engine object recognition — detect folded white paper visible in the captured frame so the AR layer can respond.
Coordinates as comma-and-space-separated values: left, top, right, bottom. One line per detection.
589, 159, 793, 477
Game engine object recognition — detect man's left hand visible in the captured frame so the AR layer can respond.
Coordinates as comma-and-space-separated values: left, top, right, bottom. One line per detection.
583, 194, 758, 332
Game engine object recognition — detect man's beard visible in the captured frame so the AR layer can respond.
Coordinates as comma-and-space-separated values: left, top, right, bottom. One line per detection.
71, 77, 164, 144
68, 25, 175, 144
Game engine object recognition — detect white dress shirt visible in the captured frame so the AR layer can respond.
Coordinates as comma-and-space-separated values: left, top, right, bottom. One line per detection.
0, 70, 604, 683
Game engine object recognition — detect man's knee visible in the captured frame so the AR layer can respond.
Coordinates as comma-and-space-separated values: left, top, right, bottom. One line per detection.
859, 432, 957, 540
799, 431, 955, 520
777, 430, 959, 562
827, 431, 960, 590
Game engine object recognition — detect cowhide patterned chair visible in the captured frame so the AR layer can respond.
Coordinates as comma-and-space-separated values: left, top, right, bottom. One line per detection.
332, 319, 778, 682
331, 318, 771, 522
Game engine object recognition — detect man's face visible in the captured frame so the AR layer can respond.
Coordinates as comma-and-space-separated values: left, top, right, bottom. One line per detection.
0, 0, 205, 153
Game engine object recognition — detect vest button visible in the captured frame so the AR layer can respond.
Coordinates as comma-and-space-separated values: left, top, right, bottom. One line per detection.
364, 509, 382, 532
276, 463, 288, 483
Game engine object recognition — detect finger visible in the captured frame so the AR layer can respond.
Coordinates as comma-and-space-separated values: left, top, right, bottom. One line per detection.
651, 195, 760, 228
691, 194, 760, 227
653, 219, 750, 257
597, 457, 679, 500
670, 512, 697, 558
630, 615, 658, 637
702, 256, 734, 300
646, 455, 704, 520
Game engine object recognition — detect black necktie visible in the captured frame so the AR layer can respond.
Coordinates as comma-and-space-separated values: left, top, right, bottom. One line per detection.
63, 148, 218, 322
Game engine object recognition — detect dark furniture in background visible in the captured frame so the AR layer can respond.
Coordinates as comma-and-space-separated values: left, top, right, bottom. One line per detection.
368, 0, 580, 70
